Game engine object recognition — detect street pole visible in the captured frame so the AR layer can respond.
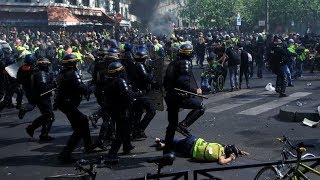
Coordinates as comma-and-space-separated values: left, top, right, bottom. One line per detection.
266, 0, 269, 33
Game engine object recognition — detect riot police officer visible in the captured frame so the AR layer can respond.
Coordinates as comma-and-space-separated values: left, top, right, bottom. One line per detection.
103, 62, 141, 162
25, 58, 55, 141
163, 44, 205, 155
17, 54, 37, 119
89, 47, 114, 151
55, 54, 92, 163
0, 56, 23, 113
131, 50, 157, 140
267, 38, 296, 97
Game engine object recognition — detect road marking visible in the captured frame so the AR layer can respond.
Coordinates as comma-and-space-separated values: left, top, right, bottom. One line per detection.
238, 92, 312, 115
203, 89, 253, 105
206, 96, 263, 113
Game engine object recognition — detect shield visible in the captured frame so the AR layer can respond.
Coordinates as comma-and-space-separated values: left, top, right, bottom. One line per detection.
5, 62, 20, 79
146, 57, 165, 111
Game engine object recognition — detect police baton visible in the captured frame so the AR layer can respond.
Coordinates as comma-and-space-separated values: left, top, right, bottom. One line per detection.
40, 88, 57, 97
174, 88, 208, 99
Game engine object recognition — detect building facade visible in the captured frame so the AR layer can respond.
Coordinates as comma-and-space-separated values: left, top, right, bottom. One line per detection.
0, 0, 136, 27
158, 0, 185, 27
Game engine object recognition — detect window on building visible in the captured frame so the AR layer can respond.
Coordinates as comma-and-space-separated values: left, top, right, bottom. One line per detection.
125, 8, 128, 19
95, 0, 101, 8
69, 0, 77, 5
120, 7, 123, 16
15, 0, 31, 2
82, 0, 89, 6
55, 0, 64, 3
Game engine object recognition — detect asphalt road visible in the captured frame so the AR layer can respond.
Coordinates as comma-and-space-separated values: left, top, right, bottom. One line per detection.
0, 63, 319, 180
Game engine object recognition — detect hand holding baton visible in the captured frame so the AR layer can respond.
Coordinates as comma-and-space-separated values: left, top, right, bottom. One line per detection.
174, 88, 208, 99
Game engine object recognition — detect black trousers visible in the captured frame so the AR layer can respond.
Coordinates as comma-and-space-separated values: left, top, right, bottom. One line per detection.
240, 64, 250, 86
274, 66, 287, 94
28, 97, 54, 137
108, 108, 132, 156
163, 95, 203, 154
132, 98, 156, 133
58, 100, 92, 154
0, 81, 23, 111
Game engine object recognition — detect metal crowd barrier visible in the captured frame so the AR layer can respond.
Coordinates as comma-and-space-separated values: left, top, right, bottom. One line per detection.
131, 157, 320, 180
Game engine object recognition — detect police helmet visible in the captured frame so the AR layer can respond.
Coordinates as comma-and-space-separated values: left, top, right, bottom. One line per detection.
274, 38, 283, 45
37, 58, 51, 70
178, 44, 193, 58
104, 51, 119, 60
96, 47, 109, 56
288, 39, 294, 44
108, 48, 120, 55
5, 57, 16, 66
225, 145, 241, 158
134, 50, 149, 62
124, 43, 133, 51
37, 58, 51, 66
107, 61, 124, 77
62, 54, 78, 67
24, 54, 36, 65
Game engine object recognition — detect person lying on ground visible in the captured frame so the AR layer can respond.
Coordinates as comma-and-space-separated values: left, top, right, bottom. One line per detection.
155, 136, 249, 165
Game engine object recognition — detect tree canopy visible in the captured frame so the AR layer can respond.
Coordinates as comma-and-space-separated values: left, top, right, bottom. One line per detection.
179, 0, 320, 33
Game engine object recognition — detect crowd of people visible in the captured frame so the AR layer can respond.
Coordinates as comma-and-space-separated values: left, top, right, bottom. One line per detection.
0, 26, 319, 165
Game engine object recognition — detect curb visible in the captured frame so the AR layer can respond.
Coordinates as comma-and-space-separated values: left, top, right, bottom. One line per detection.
279, 106, 320, 122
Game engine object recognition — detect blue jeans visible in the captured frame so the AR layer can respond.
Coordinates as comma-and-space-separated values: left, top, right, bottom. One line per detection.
294, 60, 304, 78
228, 65, 240, 89
282, 65, 292, 85
256, 57, 264, 78
287, 59, 295, 77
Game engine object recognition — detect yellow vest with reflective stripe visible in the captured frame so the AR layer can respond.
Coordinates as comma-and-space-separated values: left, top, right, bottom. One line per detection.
192, 138, 225, 161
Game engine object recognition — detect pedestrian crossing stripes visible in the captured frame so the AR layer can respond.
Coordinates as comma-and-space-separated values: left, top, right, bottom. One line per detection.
204, 90, 312, 116
206, 96, 263, 113
238, 92, 312, 115
203, 89, 253, 105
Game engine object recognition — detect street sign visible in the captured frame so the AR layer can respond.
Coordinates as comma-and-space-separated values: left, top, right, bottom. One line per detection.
116, 13, 122, 23
236, 17, 241, 26
258, 20, 265, 26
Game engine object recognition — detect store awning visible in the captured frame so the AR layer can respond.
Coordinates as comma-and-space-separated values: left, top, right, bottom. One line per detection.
47, 6, 79, 26
0, 11, 48, 24
73, 10, 115, 25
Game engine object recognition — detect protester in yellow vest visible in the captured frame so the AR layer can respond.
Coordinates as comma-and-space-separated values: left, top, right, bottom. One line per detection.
155, 136, 249, 164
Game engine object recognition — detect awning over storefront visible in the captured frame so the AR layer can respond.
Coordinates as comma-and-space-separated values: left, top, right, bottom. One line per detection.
0, 6, 115, 27
47, 6, 79, 26
0, 11, 48, 25
47, 6, 115, 26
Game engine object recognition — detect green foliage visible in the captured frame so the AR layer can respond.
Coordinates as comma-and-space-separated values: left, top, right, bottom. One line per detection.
179, 0, 320, 32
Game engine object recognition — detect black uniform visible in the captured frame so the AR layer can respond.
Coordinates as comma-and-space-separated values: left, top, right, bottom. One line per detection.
131, 62, 156, 139
55, 66, 92, 163
268, 42, 296, 97
0, 59, 23, 112
90, 58, 114, 150
163, 58, 205, 154
25, 65, 55, 140
103, 65, 141, 161
17, 64, 37, 118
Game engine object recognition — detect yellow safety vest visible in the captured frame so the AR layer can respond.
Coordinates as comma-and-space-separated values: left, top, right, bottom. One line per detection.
192, 138, 225, 161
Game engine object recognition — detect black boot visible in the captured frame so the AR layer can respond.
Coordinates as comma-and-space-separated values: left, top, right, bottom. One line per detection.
58, 133, 80, 163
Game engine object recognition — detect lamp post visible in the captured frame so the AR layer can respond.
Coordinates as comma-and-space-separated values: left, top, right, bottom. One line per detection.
266, 0, 269, 33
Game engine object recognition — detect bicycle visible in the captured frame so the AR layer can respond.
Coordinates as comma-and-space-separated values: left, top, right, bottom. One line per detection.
255, 136, 320, 180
